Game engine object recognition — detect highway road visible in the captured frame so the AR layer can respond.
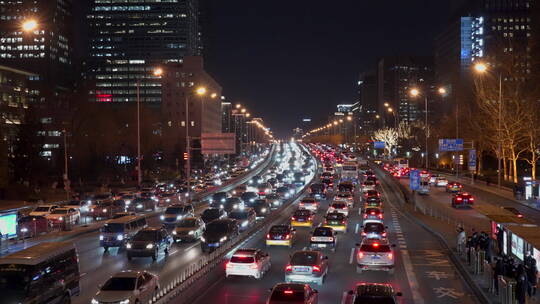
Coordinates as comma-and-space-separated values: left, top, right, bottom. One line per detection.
191, 173, 478, 304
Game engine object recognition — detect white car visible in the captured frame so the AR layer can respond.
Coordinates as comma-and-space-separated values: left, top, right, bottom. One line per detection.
356, 238, 395, 274
29, 204, 59, 217
63, 200, 92, 213
226, 248, 271, 279
298, 198, 320, 212
328, 202, 349, 217
435, 177, 449, 187
361, 181, 376, 192
92, 271, 159, 304
333, 191, 354, 208
46, 207, 80, 225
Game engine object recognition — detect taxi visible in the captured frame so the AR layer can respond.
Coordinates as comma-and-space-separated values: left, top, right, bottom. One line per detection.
322, 212, 348, 232
266, 224, 296, 247
291, 209, 315, 227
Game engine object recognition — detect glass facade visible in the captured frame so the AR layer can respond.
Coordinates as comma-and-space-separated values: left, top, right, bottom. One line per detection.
87, 0, 201, 104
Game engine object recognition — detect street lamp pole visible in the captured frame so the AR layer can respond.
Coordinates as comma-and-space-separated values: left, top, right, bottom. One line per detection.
498, 73, 502, 189
424, 95, 429, 169
136, 80, 142, 188
63, 129, 70, 200
185, 92, 191, 202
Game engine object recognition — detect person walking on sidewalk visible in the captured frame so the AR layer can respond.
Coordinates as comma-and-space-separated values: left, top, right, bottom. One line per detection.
457, 227, 466, 255
525, 253, 538, 296
494, 256, 505, 294
516, 264, 529, 304
497, 227, 505, 255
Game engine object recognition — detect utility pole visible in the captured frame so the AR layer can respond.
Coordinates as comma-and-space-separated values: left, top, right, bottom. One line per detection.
136, 80, 142, 188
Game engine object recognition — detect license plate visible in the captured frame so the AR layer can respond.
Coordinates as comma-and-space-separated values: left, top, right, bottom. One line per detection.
372, 255, 380, 259
208, 243, 219, 247
297, 219, 305, 222
317, 243, 326, 247
293, 266, 309, 273
464, 199, 468, 203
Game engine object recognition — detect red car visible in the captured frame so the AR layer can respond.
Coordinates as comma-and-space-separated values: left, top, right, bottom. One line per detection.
446, 182, 463, 193
452, 192, 475, 208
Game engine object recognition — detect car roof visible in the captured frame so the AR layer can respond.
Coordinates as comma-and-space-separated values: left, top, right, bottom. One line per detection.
356, 283, 394, 296
111, 270, 145, 278
273, 283, 306, 292
36, 204, 58, 208
140, 227, 162, 232
233, 248, 258, 256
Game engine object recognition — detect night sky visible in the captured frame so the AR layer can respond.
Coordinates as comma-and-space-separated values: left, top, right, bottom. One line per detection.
204, 0, 465, 137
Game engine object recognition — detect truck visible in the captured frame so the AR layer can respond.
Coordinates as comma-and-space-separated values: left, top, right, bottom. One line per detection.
418, 171, 431, 195
340, 161, 359, 184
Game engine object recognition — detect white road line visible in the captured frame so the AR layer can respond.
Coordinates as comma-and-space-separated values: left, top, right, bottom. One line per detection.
400, 245, 407, 249
355, 223, 359, 234
80, 272, 87, 278
341, 291, 349, 303
349, 247, 355, 264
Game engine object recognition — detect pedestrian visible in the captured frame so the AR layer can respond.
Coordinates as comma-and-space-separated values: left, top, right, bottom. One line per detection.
457, 227, 466, 255
516, 264, 529, 304
525, 253, 538, 296
494, 256, 505, 294
496, 227, 505, 255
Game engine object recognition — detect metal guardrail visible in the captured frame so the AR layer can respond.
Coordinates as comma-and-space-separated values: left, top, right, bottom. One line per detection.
147, 145, 317, 304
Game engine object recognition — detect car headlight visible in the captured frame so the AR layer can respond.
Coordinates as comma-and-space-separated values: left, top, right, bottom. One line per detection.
241, 221, 248, 227
59, 217, 64, 221
221, 198, 226, 203
160, 215, 165, 220
91, 299, 99, 304
172, 230, 177, 235
125, 200, 131, 205
146, 243, 154, 249
102, 209, 107, 213
136, 204, 143, 209
117, 235, 124, 241
209, 198, 213, 203
126, 243, 132, 249
233, 204, 239, 209
166, 199, 171, 202
219, 204, 224, 209
119, 299, 130, 304
261, 208, 267, 213
177, 215, 183, 220
99, 235, 104, 240
201, 236, 206, 242
250, 199, 254, 202
188, 230, 195, 235
220, 236, 227, 242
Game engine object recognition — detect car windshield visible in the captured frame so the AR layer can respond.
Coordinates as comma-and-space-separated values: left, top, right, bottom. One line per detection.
366, 190, 378, 196
133, 230, 158, 241
364, 223, 384, 232
326, 213, 344, 220
94, 194, 111, 200
366, 208, 380, 214
354, 296, 395, 304
0, 266, 31, 295
332, 203, 347, 208
294, 210, 311, 217
33, 207, 50, 212
313, 228, 333, 237
206, 222, 228, 233
165, 207, 184, 214
212, 193, 227, 200
364, 181, 374, 186
310, 184, 324, 191
202, 209, 220, 218
226, 198, 240, 204
102, 223, 124, 233
230, 255, 255, 263
302, 199, 315, 204
337, 193, 351, 198
177, 219, 197, 227
101, 277, 137, 291
50, 209, 68, 214
270, 226, 289, 234
360, 244, 391, 253
290, 252, 318, 265
270, 290, 305, 301
229, 211, 249, 219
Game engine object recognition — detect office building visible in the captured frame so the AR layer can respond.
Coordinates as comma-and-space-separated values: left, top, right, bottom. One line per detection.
357, 71, 379, 132
221, 101, 232, 133
87, 0, 201, 105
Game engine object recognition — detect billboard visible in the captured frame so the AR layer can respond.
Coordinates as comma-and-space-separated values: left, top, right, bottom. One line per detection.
374, 141, 385, 149
438, 139, 464, 151
409, 170, 420, 191
201, 133, 236, 155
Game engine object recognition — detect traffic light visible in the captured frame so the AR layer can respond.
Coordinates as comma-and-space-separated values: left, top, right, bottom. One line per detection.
183, 152, 188, 160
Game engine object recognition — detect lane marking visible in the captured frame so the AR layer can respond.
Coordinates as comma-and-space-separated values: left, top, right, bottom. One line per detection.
183, 242, 200, 252
341, 291, 349, 303
355, 223, 359, 234
349, 247, 355, 264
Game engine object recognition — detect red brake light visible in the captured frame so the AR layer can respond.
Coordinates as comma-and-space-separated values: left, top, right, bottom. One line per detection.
378, 214, 383, 219
457, 197, 463, 201
373, 243, 380, 248
361, 232, 367, 236
363, 214, 367, 218
312, 265, 321, 272
285, 264, 292, 271
370, 211, 375, 215
518, 214, 523, 218
382, 232, 387, 237
358, 251, 364, 259
266, 233, 271, 239
388, 253, 394, 259
291, 217, 296, 221
285, 234, 291, 239
225, 262, 230, 268
469, 197, 475, 201
284, 290, 294, 295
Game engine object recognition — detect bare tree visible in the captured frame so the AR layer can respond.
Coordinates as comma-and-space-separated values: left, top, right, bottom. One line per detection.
373, 127, 398, 156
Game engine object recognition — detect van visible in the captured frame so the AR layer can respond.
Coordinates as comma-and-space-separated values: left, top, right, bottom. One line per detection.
99, 215, 148, 251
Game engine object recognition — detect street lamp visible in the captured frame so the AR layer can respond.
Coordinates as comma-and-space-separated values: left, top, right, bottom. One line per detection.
474, 61, 502, 189
22, 19, 38, 32
410, 88, 429, 169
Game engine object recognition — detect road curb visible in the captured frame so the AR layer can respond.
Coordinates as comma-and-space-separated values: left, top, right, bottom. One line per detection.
374, 165, 493, 304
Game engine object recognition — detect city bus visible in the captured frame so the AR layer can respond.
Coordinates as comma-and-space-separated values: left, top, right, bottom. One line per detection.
0, 241, 80, 304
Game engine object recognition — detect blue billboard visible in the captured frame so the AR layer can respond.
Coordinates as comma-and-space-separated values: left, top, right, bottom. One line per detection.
439, 139, 464, 151
409, 170, 420, 191
374, 141, 385, 149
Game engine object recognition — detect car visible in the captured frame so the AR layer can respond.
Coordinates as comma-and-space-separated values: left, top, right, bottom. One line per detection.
363, 196, 383, 210
446, 182, 463, 193
321, 178, 333, 189
91, 200, 125, 220
503, 207, 524, 218
92, 270, 159, 304
112, 211, 136, 219
363, 207, 384, 223
429, 175, 439, 185
298, 197, 319, 212
120, 194, 137, 207
267, 283, 319, 304
276, 186, 292, 199
257, 183, 273, 197
223, 197, 244, 213
452, 192, 475, 208
63, 200, 92, 213
293, 172, 306, 185
228, 208, 257, 231
266, 224, 296, 247
201, 219, 239, 252
343, 283, 402, 304
209, 192, 230, 207
225, 248, 271, 279
361, 181, 376, 192
252, 199, 271, 218
324, 167, 334, 175
29, 204, 60, 217
46, 207, 81, 225
232, 185, 247, 196
126, 227, 173, 261
291, 209, 315, 227
128, 198, 156, 212
172, 217, 205, 242
435, 177, 449, 187
322, 212, 348, 232
366, 176, 378, 184
363, 190, 380, 201
266, 194, 282, 209
337, 182, 354, 193
309, 227, 337, 252
361, 221, 387, 239
156, 192, 179, 206
309, 183, 327, 199
328, 201, 349, 217
285, 251, 329, 286
320, 172, 333, 180
160, 204, 195, 225
241, 191, 259, 205
356, 239, 395, 274
334, 191, 354, 207
201, 207, 226, 223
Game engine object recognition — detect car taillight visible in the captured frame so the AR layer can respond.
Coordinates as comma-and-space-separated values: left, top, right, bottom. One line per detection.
285, 264, 292, 271
518, 214, 523, 218
457, 197, 463, 201
291, 217, 296, 221
361, 232, 366, 236
358, 251, 364, 259
341, 220, 346, 224
285, 234, 291, 239
388, 253, 393, 259
382, 232, 387, 237
329, 237, 334, 242
378, 214, 383, 219
308, 216, 313, 220
266, 233, 271, 239
312, 265, 321, 272
284, 290, 294, 295
299, 203, 304, 206
469, 197, 475, 201
225, 262, 230, 268
250, 264, 258, 269
363, 214, 367, 218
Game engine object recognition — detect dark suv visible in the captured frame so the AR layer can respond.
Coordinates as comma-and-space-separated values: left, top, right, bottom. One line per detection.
201, 219, 239, 252
126, 227, 172, 261
344, 283, 402, 304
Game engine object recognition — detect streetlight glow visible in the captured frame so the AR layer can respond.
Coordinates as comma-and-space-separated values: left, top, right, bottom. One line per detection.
410, 88, 420, 97
387, 108, 393, 113
346, 116, 352, 121
236, 104, 241, 109
196, 87, 207, 96
22, 19, 38, 32
438, 87, 447, 95
153, 68, 163, 76
210, 93, 217, 99
474, 62, 488, 73
384, 102, 389, 107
